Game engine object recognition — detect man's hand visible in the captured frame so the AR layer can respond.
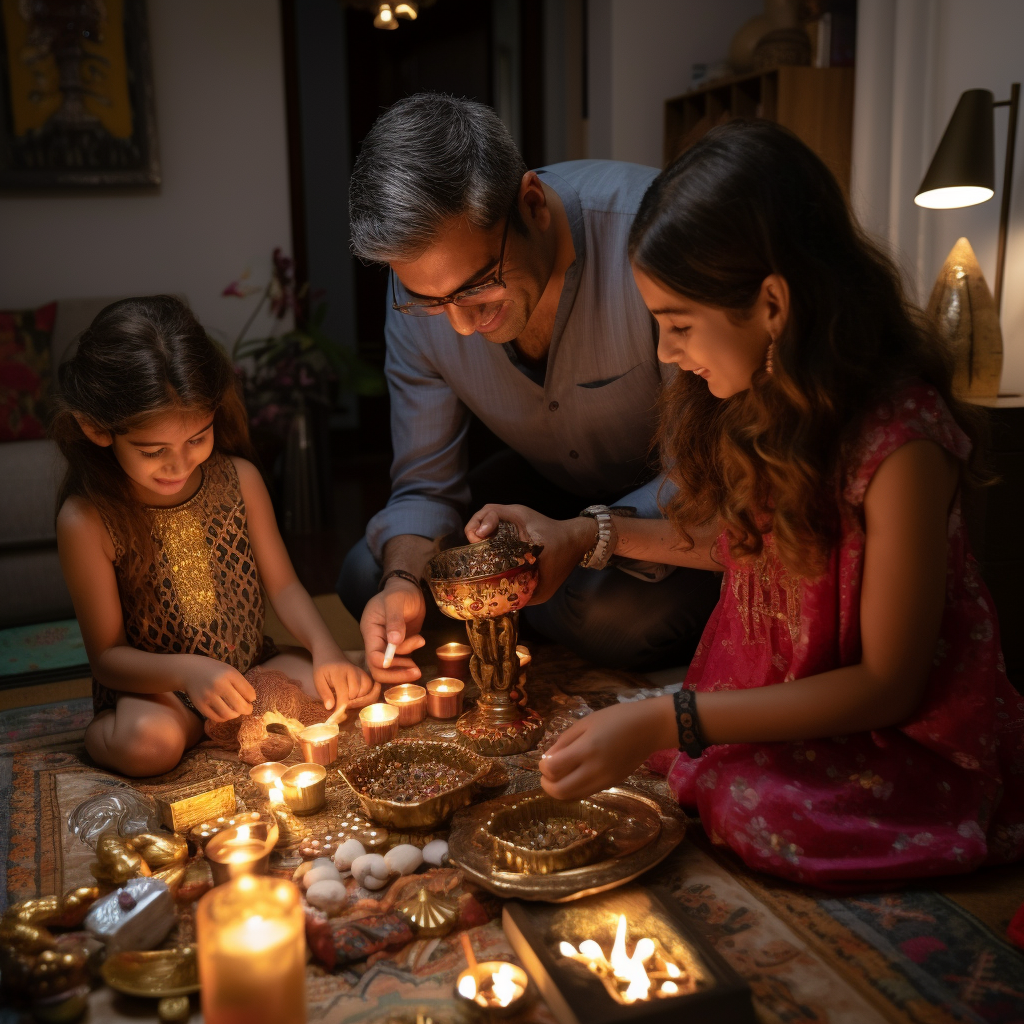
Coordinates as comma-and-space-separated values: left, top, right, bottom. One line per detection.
360, 578, 426, 683
183, 659, 257, 722
465, 504, 597, 604
539, 697, 677, 800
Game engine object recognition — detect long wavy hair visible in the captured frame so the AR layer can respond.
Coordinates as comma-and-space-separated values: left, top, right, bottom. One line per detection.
51, 296, 255, 594
629, 121, 986, 577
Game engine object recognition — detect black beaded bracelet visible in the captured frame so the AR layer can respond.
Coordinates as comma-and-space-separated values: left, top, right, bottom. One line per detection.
378, 568, 423, 593
673, 688, 707, 759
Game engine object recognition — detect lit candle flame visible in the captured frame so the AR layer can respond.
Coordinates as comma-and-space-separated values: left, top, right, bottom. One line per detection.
457, 974, 477, 1000
235, 825, 251, 841
269, 786, 284, 805
560, 914, 682, 1004
491, 964, 520, 1007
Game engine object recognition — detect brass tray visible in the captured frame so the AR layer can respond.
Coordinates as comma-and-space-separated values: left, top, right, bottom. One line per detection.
101, 948, 199, 998
448, 786, 685, 902
338, 739, 491, 830
485, 795, 618, 874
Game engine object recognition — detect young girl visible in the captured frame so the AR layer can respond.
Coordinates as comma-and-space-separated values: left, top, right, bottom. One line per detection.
54, 296, 374, 778
467, 121, 1024, 886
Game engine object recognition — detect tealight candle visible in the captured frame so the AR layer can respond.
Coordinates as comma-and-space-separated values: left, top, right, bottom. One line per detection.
384, 683, 427, 726
249, 762, 287, 797
197, 876, 305, 1024
426, 677, 465, 719
436, 642, 471, 680
205, 822, 278, 885
279, 763, 327, 815
359, 703, 400, 746
517, 645, 531, 686
298, 723, 340, 765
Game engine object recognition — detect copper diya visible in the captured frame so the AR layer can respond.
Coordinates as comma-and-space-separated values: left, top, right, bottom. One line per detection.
338, 738, 490, 830
426, 521, 545, 756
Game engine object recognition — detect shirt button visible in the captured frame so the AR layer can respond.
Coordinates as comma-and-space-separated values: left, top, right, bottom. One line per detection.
569, 450, 579, 459
549, 400, 559, 411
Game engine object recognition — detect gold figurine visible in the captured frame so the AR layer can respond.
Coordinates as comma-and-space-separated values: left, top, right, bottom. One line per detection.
125, 832, 189, 870
90, 833, 151, 885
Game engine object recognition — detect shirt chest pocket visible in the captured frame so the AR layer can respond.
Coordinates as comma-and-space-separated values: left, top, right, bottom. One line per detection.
570, 362, 662, 439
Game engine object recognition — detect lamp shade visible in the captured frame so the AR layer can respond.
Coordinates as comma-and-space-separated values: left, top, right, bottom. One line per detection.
915, 89, 996, 209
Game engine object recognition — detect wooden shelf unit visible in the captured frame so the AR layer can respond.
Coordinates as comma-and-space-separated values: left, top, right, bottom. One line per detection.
664, 66, 855, 193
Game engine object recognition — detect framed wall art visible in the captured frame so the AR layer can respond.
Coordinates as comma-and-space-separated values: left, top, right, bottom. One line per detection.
0, 0, 159, 187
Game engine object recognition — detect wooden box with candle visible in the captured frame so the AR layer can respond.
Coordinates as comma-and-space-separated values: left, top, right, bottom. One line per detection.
502, 887, 754, 1024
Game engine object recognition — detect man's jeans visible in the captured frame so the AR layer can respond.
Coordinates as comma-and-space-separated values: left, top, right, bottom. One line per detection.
336, 451, 721, 672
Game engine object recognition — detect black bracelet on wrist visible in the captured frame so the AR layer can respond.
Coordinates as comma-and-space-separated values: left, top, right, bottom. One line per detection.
378, 568, 423, 593
673, 688, 708, 759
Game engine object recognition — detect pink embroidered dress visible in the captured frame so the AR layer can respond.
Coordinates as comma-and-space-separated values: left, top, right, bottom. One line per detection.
650, 383, 1024, 886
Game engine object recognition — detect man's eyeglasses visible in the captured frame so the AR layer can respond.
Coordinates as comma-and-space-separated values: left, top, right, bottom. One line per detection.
391, 212, 511, 317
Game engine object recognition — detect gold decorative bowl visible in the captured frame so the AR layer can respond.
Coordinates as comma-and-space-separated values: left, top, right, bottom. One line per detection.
101, 947, 199, 998
338, 739, 491, 830
484, 795, 618, 874
427, 521, 542, 621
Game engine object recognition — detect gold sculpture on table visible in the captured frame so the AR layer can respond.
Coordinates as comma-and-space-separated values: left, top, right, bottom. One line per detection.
927, 236, 1003, 399
427, 522, 545, 756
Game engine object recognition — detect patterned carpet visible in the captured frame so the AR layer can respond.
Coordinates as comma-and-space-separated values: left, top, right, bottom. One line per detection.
2, 647, 1023, 1024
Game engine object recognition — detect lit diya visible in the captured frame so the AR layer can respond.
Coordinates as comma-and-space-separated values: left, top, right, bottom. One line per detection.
359, 703, 400, 746
455, 933, 529, 1016
249, 762, 287, 797
435, 642, 470, 680
297, 723, 340, 765
205, 822, 279, 886
426, 677, 465, 719
384, 683, 427, 726
189, 811, 264, 852
279, 764, 327, 815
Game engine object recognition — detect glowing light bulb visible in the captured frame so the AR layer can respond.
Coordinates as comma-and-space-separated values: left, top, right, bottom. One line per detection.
559, 941, 578, 958
915, 185, 994, 209
665, 961, 681, 978
661, 980, 679, 995
395, 1, 418, 18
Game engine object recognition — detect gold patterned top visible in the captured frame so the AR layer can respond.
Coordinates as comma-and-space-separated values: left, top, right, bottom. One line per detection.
104, 453, 267, 675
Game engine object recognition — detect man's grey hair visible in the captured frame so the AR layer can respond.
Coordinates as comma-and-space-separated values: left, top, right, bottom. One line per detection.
349, 93, 527, 264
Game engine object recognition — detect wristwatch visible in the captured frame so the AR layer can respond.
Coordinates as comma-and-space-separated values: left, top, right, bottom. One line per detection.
578, 505, 637, 570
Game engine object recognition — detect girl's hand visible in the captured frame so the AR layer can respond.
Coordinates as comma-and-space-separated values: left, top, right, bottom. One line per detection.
184, 661, 257, 722
539, 697, 677, 800
313, 652, 375, 711
465, 504, 597, 604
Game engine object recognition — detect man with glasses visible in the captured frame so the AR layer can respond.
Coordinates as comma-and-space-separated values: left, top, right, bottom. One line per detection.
341, 93, 719, 684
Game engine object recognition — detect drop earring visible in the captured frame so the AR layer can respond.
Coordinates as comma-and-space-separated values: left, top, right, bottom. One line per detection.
765, 339, 776, 376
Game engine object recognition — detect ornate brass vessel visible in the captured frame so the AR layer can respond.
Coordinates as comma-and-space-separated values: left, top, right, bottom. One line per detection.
426, 522, 545, 756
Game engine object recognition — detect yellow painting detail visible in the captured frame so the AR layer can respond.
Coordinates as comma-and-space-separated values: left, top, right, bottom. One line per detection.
2, 0, 132, 139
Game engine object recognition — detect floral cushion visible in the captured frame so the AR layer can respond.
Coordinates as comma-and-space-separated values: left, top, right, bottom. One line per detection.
0, 301, 56, 442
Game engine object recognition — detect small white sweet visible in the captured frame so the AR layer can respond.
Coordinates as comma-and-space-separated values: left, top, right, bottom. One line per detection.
384, 843, 423, 876
305, 879, 348, 915
310, 856, 336, 871
303, 864, 342, 890
334, 838, 367, 872
351, 852, 389, 889
422, 839, 449, 867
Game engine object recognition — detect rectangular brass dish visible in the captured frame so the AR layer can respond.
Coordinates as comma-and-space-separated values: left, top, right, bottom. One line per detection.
485, 795, 618, 874
338, 739, 491, 830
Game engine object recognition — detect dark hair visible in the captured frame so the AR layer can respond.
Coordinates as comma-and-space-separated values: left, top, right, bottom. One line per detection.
629, 120, 986, 577
349, 93, 527, 263
51, 295, 255, 593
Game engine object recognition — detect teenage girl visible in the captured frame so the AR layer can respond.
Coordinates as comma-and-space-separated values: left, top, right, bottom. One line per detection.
53, 296, 373, 778
467, 122, 1024, 886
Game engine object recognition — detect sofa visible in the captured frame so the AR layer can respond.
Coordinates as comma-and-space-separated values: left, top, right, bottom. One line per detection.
0, 297, 124, 629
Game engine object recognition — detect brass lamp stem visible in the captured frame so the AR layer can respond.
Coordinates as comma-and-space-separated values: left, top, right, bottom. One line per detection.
993, 83, 1020, 315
